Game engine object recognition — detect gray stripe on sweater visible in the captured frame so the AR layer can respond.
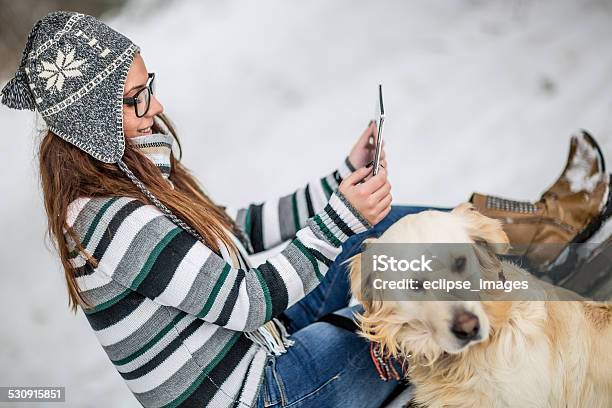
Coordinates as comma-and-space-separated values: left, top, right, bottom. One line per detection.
134, 357, 203, 407
189, 328, 239, 369
278, 193, 296, 241
243, 271, 267, 331
103, 305, 182, 362
134, 329, 239, 407
282, 242, 322, 294
71, 197, 112, 242
207, 345, 259, 407
81, 278, 129, 307
178, 254, 226, 316
305, 218, 331, 246
238, 348, 267, 408
80, 197, 136, 253
112, 215, 176, 286
295, 187, 309, 229
235, 208, 248, 234
115, 314, 199, 374
204, 265, 241, 321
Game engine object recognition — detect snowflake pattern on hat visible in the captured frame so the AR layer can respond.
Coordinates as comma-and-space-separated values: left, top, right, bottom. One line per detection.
38, 46, 87, 92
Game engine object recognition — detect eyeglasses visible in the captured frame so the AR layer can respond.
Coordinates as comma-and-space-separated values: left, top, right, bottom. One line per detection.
123, 73, 156, 118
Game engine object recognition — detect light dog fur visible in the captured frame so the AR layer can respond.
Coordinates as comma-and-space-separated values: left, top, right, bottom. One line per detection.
348, 203, 612, 408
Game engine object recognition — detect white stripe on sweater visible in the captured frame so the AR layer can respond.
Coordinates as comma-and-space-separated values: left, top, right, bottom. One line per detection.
238, 348, 268, 406
207, 345, 259, 407
262, 200, 281, 249
268, 254, 305, 308
155, 242, 212, 308
76, 269, 113, 291
200, 267, 238, 323
337, 159, 353, 179
297, 228, 343, 261
96, 299, 161, 347
66, 197, 91, 228
126, 346, 193, 393
329, 193, 369, 232
308, 177, 328, 213
295, 187, 309, 228
225, 280, 250, 331
99, 205, 164, 280
115, 314, 198, 374
181, 323, 220, 360
84, 198, 135, 257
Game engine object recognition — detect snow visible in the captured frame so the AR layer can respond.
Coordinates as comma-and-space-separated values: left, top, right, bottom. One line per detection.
565, 132, 603, 193
1, 0, 612, 406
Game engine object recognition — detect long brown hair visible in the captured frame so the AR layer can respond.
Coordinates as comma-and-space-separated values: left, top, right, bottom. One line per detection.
39, 113, 242, 312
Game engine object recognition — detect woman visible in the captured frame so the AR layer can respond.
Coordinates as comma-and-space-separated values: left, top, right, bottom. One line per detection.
1, 11, 427, 408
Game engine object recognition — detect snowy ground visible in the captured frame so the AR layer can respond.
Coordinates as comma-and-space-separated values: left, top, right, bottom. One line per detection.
1, 0, 612, 406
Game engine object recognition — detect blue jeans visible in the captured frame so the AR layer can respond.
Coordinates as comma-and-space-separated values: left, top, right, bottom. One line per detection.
255, 205, 448, 408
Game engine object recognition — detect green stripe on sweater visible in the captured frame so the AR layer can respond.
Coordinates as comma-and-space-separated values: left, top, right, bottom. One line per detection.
111, 312, 187, 366
321, 177, 333, 199
244, 206, 252, 237
313, 214, 343, 247
131, 228, 182, 289
82, 197, 119, 247
83, 289, 131, 314
253, 267, 272, 322
197, 263, 231, 319
292, 239, 324, 281
164, 332, 242, 408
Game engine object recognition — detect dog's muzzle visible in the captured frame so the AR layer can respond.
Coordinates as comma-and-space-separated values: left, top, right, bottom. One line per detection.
451, 309, 481, 343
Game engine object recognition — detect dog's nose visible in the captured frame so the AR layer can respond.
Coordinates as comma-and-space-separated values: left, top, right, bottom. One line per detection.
451, 310, 480, 341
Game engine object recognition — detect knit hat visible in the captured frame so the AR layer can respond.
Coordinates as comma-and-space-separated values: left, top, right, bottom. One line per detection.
1, 11, 203, 242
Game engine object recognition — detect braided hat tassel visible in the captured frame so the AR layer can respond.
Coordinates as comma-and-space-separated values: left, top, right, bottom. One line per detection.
0, 19, 43, 110
116, 159, 205, 243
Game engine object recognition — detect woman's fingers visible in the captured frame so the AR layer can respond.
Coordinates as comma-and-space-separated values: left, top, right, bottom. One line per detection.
374, 203, 392, 224
359, 167, 388, 194
375, 193, 393, 212
338, 163, 392, 226
344, 165, 372, 186
361, 121, 376, 145
370, 180, 391, 203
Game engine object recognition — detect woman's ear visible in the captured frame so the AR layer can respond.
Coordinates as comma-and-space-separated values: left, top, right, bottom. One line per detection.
452, 203, 510, 254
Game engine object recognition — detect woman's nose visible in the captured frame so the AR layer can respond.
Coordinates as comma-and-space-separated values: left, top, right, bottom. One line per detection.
148, 95, 164, 117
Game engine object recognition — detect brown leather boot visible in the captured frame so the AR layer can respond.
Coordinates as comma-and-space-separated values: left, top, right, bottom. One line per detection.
470, 131, 611, 274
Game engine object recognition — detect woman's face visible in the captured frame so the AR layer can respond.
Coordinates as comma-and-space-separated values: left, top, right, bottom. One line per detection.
122, 53, 164, 137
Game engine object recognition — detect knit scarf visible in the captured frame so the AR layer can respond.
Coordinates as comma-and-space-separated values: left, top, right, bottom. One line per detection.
128, 133, 174, 181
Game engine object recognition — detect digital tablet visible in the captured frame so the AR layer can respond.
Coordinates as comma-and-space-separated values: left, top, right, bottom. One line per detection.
372, 84, 385, 176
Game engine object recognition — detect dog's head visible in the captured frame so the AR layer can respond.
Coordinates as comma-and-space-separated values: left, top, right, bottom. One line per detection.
348, 203, 510, 362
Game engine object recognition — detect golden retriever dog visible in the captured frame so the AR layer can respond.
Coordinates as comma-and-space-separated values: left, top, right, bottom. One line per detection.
348, 204, 612, 408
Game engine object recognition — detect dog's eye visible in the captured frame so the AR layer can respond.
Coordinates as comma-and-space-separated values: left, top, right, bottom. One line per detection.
412, 279, 425, 292
452, 256, 467, 273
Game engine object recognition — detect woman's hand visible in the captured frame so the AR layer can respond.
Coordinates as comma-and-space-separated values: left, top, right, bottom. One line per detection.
347, 121, 387, 170
338, 165, 392, 226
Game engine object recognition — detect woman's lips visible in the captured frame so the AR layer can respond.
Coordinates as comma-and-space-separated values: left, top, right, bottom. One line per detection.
137, 124, 153, 134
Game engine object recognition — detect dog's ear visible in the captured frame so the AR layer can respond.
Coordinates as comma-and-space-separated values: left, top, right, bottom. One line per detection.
452, 203, 510, 254
345, 237, 379, 312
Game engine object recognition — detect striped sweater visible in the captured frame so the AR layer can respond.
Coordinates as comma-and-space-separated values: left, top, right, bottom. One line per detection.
64, 158, 371, 407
